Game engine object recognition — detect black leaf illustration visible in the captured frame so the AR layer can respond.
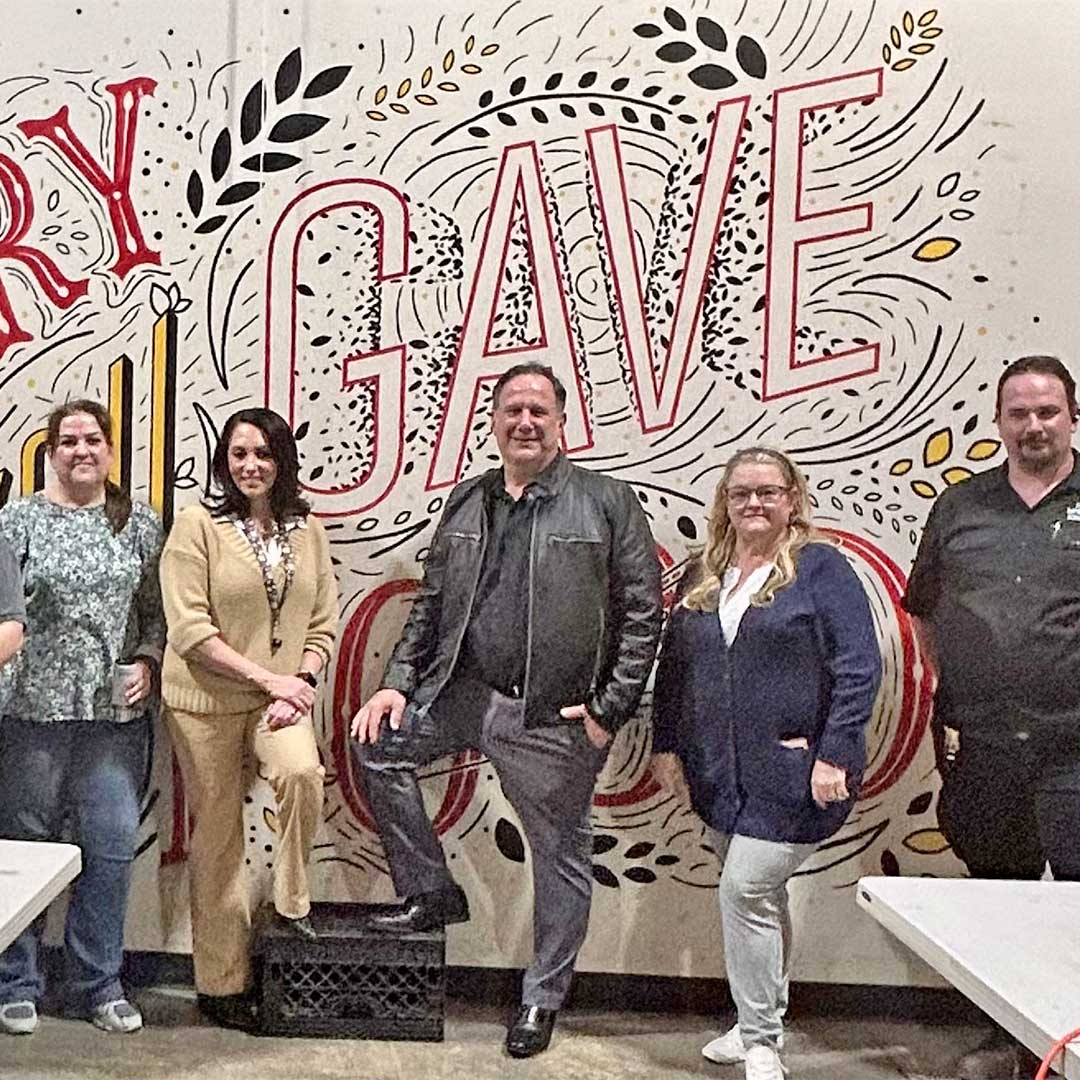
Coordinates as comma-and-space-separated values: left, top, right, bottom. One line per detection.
509, 75, 526, 96
592, 834, 618, 855
559, 104, 576, 118
736, 35, 768, 79
657, 41, 696, 63
624, 867, 657, 884
217, 181, 262, 206
664, 6, 687, 31
495, 818, 526, 863
634, 22, 662, 38
650, 114, 666, 132
240, 80, 265, 145
268, 114, 329, 142
625, 841, 655, 859
294, 420, 310, 440
241, 152, 302, 172
579, 71, 597, 88
621, 106, 639, 124
962, 414, 978, 436
669, 93, 686, 105
304, 64, 350, 99
186, 171, 203, 217
591, 864, 620, 889
478, 89, 494, 108
588, 102, 604, 116
611, 76, 629, 92
696, 16, 728, 52
495, 112, 517, 126
194, 215, 227, 235
655, 854, 680, 866
545, 73, 562, 91
643, 84, 662, 98
210, 129, 231, 182
689, 64, 736, 90
275, 47, 302, 103
907, 791, 934, 816
880, 849, 900, 876
309, 466, 324, 481
296, 283, 314, 297
468, 125, 490, 137
310, 334, 331, 347
531, 106, 548, 124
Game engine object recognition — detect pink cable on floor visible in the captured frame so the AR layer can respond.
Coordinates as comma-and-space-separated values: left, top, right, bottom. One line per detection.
1036, 1026, 1080, 1079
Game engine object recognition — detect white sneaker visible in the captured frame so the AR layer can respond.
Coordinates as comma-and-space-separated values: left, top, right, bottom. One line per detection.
702, 1025, 784, 1064
744, 1044, 786, 1080
90, 998, 143, 1034
703, 1024, 747, 1063
0, 1000, 38, 1035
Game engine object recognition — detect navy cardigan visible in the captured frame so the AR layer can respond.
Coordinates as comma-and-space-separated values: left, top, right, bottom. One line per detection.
652, 542, 882, 844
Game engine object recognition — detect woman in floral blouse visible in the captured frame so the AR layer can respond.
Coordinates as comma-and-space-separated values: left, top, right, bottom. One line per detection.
160, 408, 337, 1031
0, 399, 164, 1037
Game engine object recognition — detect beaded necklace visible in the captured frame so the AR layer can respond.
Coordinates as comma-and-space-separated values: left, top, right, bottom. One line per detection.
238, 515, 295, 653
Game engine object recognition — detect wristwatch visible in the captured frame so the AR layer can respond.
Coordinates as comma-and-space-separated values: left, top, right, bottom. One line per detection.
296, 670, 318, 689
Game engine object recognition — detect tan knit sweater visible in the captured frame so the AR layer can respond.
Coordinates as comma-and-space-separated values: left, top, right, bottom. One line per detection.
160, 504, 339, 714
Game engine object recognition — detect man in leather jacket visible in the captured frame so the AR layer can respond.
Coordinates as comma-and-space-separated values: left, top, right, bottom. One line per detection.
351, 362, 661, 1058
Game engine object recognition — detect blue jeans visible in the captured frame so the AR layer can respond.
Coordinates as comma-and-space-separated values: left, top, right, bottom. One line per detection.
0, 718, 148, 1009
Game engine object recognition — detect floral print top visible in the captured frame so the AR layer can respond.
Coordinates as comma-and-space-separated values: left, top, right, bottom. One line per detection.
0, 493, 165, 723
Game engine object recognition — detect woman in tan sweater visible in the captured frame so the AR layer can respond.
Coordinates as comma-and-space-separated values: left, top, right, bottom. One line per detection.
160, 407, 338, 1031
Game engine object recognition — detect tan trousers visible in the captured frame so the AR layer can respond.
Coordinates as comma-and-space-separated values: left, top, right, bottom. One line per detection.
165, 705, 324, 996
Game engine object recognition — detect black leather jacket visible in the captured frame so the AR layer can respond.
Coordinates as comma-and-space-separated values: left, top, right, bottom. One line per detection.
381, 455, 662, 733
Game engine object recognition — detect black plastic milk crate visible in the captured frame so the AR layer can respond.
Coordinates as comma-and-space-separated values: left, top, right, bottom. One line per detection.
256, 902, 445, 1040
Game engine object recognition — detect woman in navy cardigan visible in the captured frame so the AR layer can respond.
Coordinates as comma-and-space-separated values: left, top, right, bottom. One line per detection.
652, 447, 881, 1080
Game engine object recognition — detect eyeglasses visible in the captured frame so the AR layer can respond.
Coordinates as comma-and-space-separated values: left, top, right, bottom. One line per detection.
726, 485, 791, 507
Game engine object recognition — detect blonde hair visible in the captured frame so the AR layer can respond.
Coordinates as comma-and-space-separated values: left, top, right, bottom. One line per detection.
682, 446, 831, 611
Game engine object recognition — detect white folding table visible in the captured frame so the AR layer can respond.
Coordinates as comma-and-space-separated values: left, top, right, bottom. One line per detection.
858, 877, 1080, 1077
0, 839, 82, 952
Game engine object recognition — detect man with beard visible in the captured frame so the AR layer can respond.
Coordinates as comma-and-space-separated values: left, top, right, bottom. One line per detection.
903, 354, 1080, 1079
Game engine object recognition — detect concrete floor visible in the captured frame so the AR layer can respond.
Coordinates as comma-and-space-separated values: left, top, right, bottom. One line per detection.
0, 984, 1004, 1080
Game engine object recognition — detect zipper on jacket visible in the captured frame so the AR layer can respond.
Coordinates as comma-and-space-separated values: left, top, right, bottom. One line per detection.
430, 510, 488, 708
521, 501, 539, 713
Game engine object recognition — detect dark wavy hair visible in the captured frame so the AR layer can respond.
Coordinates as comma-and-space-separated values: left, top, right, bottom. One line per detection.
45, 399, 132, 535
205, 408, 311, 521
995, 354, 1079, 420
491, 362, 567, 412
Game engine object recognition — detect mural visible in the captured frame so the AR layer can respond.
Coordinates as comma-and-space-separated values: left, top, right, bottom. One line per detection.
1, 0, 1074, 984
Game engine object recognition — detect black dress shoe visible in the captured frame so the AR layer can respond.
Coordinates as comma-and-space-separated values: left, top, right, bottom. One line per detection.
275, 912, 318, 941
506, 1005, 557, 1058
197, 992, 258, 1032
366, 885, 470, 933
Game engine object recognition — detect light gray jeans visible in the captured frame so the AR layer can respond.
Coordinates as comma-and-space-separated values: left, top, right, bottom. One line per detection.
710, 830, 816, 1050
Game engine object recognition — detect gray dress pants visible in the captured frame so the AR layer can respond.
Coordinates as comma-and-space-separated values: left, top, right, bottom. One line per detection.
352, 676, 609, 1009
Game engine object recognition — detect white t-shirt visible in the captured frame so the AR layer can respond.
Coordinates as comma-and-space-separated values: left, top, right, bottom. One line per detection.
717, 563, 774, 646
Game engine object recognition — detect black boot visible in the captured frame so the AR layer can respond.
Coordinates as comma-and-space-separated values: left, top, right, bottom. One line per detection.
197, 992, 258, 1032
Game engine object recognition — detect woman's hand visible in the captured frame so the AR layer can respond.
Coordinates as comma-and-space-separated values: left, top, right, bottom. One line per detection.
264, 698, 305, 731
263, 672, 316, 713
650, 752, 690, 802
123, 660, 154, 705
811, 759, 849, 809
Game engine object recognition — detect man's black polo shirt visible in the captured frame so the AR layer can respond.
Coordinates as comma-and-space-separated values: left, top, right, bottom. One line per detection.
903, 451, 1080, 743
